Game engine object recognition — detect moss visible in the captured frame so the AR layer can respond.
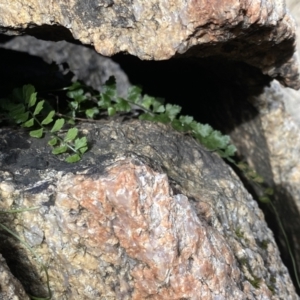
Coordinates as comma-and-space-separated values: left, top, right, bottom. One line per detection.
267, 284, 275, 294
247, 275, 261, 289
235, 227, 244, 239
238, 257, 248, 266
259, 239, 270, 250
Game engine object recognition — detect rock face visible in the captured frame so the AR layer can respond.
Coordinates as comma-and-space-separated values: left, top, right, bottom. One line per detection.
224, 79, 300, 293
215, 0, 300, 285
0, 121, 298, 299
0, 0, 299, 89
0, 254, 30, 300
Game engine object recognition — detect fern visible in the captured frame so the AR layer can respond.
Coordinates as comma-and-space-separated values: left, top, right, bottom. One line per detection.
61, 76, 237, 161
0, 85, 88, 163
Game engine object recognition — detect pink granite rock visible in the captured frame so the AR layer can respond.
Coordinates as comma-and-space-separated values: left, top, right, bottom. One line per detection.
0, 121, 298, 299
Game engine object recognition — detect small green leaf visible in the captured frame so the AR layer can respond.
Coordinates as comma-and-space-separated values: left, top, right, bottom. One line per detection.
141, 95, 155, 109
52, 145, 68, 155
64, 128, 78, 142
48, 137, 58, 146
85, 107, 99, 119
9, 104, 25, 116
67, 119, 75, 125
152, 113, 171, 123
74, 137, 87, 151
127, 86, 142, 103
246, 169, 258, 179
204, 131, 230, 150
67, 89, 84, 100
23, 84, 35, 104
139, 113, 155, 121
114, 98, 131, 112
151, 98, 165, 113
179, 115, 194, 125
79, 146, 88, 154
253, 174, 264, 183
259, 196, 271, 204
65, 154, 81, 163
30, 128, 43, 138
22, 118, 34, 127
264, 188, 274, 196
41, 110, 55, 125
33, 100, 45, 116
98, 94, 111, 109
28, 92, 37, 108
51, 119, 65, 132
107, 107, 116, 116
14, 112, 29, 124
224, 144, 237, 157
165, 104, 181, 121
237, 162, 248, 171
67, 81, 83, 91
191, 122, 213, 137
102, 76, 117, 98
171, 119, 187, 132
69, 101, 79, 110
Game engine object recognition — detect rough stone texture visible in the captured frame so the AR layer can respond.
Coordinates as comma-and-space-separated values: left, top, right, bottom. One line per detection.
0, 254, 30, 300
0, 0, 299, 89
0, 120, 298, 299
215, 0, 300, 283
280, 0, 300, 123
226, 80, 300, 289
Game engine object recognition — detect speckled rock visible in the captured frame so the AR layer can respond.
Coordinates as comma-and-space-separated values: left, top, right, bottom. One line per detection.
0, 120, 298, 299
0, 0, 299, 89
227, 79, 300, 290
280, 0, 300, 123
208, 0, 300, 282
0, 254, 30, 300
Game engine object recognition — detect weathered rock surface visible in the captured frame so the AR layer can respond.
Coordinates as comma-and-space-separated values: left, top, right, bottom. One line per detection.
0, 120, 298, 299
0, 0, 299, 89
0, 254, 30, 300
223, 79, 300, 292
211, 0, 300, 285
281, 0, 300, 123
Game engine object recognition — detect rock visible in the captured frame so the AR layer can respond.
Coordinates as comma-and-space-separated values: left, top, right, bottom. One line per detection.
0, 0, 299, 89
0, 254, 30, 300
280, 0, 300, 124
211, 0, 300, 286
223, 79, 300, 293
0, 120, 298, 299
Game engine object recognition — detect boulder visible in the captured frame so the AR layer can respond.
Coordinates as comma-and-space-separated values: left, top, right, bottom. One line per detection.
0, 0, 299, 89
0, 120, 298, 299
